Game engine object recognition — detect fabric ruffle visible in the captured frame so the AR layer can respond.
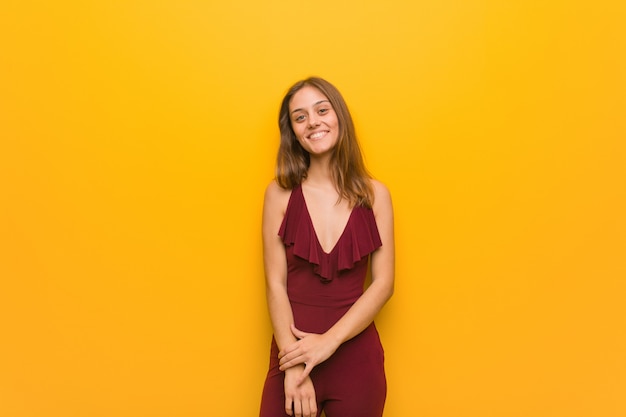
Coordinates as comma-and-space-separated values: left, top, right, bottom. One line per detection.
278, 185, 382, 283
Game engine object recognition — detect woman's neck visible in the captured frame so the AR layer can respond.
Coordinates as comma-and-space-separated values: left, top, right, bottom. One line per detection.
306, 154, 334, 186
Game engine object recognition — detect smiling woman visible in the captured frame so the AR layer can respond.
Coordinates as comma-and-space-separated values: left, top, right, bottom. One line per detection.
3, 1, 624, 416
259, 77, 395, 417
289, 90, 338, 156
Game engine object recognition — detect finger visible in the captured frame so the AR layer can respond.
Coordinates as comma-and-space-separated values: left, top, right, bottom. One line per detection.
302, 397, 311, 417
278, 341, 300, 359
279, 350, 296, 366
285, 398, 293, 416
279, 356, 305, 371
294, 398, 302, 417
290, 324, 310, 339
296, 363, 314, 385
280, 349, 306, 367
309, 396, 317, 417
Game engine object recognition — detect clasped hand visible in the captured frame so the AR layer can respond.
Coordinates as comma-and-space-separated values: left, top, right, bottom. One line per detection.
278, 324, 339, 384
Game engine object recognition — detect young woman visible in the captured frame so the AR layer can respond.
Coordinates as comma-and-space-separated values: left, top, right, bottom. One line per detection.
259, 77, 395, 417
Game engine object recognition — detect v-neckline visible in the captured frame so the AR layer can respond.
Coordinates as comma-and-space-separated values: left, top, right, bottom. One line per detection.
299, 186, 354, 255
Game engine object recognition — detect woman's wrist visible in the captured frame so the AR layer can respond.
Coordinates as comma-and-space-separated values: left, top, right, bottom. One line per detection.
324, 329, 344, 351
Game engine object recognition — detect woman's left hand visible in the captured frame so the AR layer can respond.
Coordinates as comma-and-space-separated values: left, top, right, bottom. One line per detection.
278, 324, 339, 384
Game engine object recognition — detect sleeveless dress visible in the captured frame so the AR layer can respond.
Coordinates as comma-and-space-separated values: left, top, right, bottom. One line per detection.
259, 185, 387, 417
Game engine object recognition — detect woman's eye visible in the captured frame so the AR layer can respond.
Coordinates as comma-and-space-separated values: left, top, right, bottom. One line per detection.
294, 114, 305, 122
319, 108, 329, 114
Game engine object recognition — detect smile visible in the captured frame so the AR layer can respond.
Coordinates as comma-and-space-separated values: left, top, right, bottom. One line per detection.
308, 131, 329, 140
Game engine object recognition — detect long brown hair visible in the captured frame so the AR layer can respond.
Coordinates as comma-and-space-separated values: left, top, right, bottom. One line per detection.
275, 77, 374, 208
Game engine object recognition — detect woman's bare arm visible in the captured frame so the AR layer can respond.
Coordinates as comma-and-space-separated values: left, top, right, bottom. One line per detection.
263, 181, 317, 417
263, 181, 297, 351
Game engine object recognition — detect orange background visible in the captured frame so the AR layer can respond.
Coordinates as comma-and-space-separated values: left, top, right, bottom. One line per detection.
1, 1, 625, 416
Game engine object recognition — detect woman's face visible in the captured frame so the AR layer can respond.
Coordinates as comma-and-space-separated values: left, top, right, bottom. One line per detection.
288, 86, 339, 157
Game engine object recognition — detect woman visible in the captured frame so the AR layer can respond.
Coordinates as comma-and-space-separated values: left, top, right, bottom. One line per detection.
259, 77, 394, 417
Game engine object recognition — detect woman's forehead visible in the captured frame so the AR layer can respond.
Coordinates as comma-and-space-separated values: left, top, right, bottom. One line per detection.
290, 86, 329, 109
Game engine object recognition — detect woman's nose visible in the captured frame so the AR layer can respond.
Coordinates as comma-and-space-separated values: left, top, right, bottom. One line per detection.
308, 114, 320, 127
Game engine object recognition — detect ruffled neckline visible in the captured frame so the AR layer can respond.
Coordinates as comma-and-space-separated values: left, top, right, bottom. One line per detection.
278, 185, 382, 283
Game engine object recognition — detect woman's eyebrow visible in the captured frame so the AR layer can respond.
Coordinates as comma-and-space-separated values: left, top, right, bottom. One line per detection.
290, 100, 330, 115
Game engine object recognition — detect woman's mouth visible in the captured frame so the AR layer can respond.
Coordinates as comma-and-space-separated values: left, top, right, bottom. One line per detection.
308, 131, 328, 140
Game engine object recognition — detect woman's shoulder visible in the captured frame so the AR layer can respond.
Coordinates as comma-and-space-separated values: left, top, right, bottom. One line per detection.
370, 179, 391, 200
264, 180, 292, 213
369, 179, 393, 213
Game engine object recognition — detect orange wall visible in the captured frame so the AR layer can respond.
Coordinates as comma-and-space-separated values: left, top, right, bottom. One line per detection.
1, 1, 625, 416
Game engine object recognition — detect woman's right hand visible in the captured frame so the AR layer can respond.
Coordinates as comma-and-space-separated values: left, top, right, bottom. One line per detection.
283, 365, 317, 417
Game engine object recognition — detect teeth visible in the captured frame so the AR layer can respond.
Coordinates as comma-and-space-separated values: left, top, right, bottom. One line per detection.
310, 131, 327, 140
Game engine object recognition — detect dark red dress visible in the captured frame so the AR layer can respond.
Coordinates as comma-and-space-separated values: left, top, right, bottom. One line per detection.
259, 185, 387, 417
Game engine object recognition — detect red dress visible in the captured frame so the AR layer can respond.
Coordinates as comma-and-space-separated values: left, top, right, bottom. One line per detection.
259, 185, 387, 417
